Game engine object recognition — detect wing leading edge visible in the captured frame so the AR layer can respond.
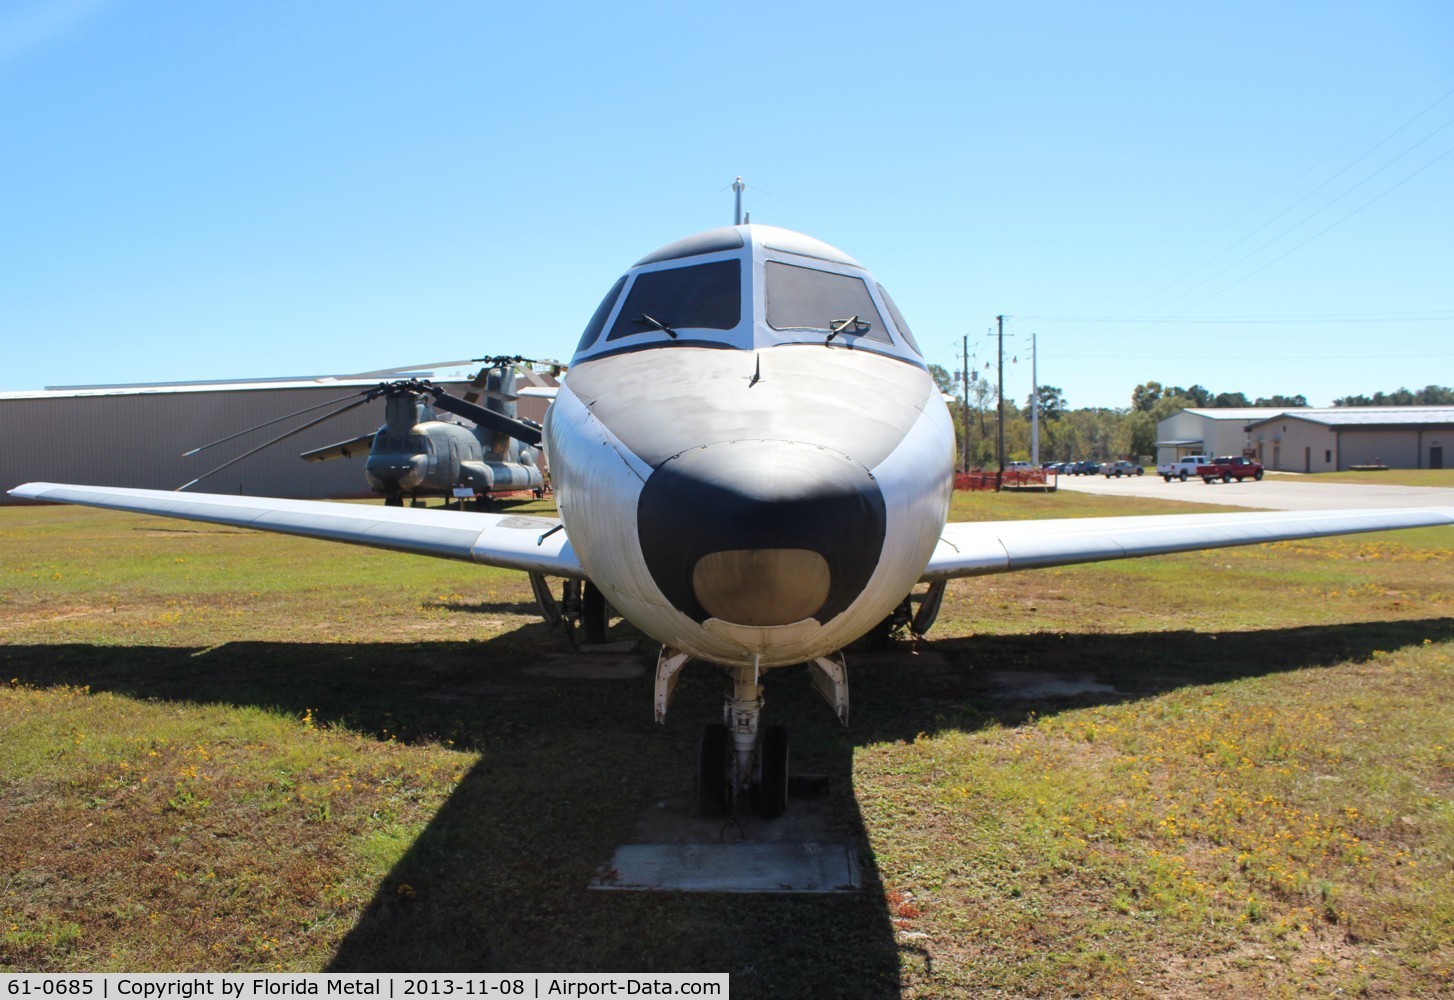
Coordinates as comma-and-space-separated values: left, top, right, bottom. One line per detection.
922, 507, 1454, 581
8, 482, 585, 578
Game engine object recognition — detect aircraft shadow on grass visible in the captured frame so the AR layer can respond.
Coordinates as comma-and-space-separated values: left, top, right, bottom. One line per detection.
7, 614, 1452, 992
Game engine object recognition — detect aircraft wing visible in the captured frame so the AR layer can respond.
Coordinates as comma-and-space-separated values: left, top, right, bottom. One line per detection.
922, 507, 1454, 581
8, 483, 585, 578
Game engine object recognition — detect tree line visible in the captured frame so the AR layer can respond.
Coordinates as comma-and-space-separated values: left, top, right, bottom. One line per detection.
929, 367, 1453, 467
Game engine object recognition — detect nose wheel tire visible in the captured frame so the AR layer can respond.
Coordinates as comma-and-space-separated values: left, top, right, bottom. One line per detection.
696, 723, 731, 818
695, 722, 791, 820
752, 725, 790, 819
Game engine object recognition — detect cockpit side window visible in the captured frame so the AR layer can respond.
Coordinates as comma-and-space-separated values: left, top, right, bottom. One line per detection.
605, 259, 741, 341
765, 262, 890, 343
876, 283, 922, 356
575, 275, 629, 354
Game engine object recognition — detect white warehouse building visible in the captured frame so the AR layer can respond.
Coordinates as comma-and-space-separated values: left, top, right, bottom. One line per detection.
1156, 406, 1454, 472
1154, 408, 1286, 465
1244, 407, 1453, 473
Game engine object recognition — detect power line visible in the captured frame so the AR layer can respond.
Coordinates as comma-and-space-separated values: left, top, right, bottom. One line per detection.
1164, 141, 1454, 319
1057, 352, 1454, 361
1018, 311, 1454, 325
1052, 75, 1454, 351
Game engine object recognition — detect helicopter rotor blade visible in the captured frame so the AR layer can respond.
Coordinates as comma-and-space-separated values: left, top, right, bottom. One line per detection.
345, 359, 480, 378
461, 364, 491, 405
181, 389, 368, 458
413, 384, 543, 447
300, 431, 378, 463
178, 395, 375, 491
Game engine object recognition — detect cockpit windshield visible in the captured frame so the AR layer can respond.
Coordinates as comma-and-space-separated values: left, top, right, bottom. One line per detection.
764, 262, 890, 343
605, 259, 741, 341
575, 275, 628, 354
876, 283, 922, 356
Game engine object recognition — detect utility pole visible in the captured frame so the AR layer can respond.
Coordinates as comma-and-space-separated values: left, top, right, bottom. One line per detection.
1030, 333, 1039, 466
732, 177, 745, 225
996, 314, 1006, 477
961, 333, 970, 472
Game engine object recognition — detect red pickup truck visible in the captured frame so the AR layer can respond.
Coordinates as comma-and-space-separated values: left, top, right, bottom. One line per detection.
1196, 455, 1265, 484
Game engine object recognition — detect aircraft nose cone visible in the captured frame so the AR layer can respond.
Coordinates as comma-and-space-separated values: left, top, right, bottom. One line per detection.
636, 440, 886, 627
690, 548, 831, 626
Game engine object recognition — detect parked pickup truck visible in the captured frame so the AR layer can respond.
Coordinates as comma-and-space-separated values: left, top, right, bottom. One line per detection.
1157, 455, 1210, 481
1196, 455, 1265, 484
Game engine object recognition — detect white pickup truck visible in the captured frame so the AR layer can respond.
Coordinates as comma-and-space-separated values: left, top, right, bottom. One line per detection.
1157, 455, 1210, 482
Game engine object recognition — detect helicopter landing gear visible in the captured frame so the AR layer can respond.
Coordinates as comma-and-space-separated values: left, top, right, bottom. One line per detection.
384, 496, 403, 507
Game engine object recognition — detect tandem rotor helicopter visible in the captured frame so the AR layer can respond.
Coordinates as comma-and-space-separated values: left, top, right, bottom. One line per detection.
180, 356, 559, 510
13, 210, 1454, 822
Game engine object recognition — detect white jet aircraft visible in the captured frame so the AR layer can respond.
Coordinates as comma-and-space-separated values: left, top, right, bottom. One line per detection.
12, 223, 1454, 819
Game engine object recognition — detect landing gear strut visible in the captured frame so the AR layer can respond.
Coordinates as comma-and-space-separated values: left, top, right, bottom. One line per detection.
558, 579, 609, 646
687, 662, 792, 819
662, 646, 847, 821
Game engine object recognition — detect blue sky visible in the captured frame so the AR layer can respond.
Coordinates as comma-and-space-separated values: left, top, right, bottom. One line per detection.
3, 0, 1450, 409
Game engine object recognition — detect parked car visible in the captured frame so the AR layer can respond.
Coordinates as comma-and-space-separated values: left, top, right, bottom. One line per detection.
1103, 461, 1144, 477
1069, 460, 1102, 476
1157, 455, 1210, 482
1196, 455, 1265, 484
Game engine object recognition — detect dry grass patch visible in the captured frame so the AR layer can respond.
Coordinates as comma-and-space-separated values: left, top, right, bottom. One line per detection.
2, 491, 1452, 996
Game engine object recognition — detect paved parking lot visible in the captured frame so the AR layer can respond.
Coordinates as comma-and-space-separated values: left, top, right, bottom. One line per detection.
1054, 472, 1454, 511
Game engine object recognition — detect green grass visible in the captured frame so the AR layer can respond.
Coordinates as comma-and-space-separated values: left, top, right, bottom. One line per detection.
2, 492, 1452, 996
1267, 468, 1454, 488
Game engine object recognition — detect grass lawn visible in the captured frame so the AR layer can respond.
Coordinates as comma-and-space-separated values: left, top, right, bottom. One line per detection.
2, 492, 1451, 996
1266, 469, 1454, 488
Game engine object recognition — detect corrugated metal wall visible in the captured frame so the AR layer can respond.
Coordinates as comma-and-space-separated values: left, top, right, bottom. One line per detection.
1, 383, 552, 503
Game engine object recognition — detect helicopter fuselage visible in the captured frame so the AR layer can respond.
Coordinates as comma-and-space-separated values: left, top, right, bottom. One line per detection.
364, 391, 543, 502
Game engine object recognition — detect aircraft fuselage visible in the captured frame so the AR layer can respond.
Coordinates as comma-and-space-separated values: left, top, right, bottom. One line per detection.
544, 225, 954, 670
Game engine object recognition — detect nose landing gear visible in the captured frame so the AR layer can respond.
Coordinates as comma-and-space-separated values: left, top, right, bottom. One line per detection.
694, 717, 790, 820
670, 655, 820, 821
657, 646, 847, 820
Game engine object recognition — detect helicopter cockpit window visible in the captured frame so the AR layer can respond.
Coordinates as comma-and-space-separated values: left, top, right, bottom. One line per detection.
876, 283, 922, 356
605, 259, 741, 341
575, 275, 628, 354
765, 262, 890, 343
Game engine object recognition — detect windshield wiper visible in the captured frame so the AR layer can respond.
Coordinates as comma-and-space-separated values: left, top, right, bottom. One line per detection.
633, 314, 678, 339
826, 315, 863, 343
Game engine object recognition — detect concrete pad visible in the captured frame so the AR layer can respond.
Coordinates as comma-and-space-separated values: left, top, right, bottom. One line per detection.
590, 842, 860, 893
591, 785, 860, 893
987, 669, 1118, 700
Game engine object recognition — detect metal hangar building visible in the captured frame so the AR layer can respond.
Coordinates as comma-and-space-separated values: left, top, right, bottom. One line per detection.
1156, 406, 1454, 473
0, 375, 551, 505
